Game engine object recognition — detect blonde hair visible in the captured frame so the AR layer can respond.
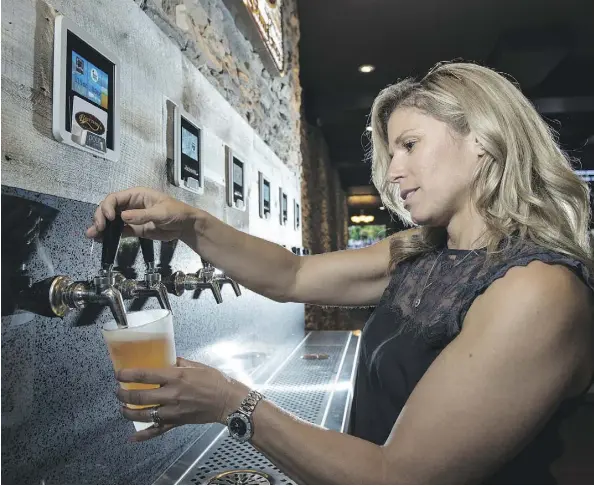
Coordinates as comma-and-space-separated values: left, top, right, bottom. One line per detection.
369, 61, 593, 271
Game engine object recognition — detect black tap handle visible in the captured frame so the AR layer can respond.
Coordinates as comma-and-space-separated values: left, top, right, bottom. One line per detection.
139, 238, 155, 264
102, 214, 125, 268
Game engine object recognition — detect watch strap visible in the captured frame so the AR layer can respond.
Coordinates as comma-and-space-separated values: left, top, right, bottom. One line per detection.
237, 390, 264, 418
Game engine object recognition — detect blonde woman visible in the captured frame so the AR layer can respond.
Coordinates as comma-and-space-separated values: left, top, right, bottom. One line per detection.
87, 62, 593, 484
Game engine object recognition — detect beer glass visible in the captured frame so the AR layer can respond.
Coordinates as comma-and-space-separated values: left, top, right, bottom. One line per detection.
102, 309, 176, 411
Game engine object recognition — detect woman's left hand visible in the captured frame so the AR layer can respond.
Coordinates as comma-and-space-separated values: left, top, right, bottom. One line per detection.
115, 357, 249, 442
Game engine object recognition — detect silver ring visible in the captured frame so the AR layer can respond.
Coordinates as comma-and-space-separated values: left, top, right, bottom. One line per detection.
150, 407, 163, 428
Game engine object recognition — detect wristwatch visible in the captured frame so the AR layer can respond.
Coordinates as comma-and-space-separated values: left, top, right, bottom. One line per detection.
226, 390, 264, 443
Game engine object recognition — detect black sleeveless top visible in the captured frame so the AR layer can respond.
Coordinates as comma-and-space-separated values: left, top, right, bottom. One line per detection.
349, 241, 594, 483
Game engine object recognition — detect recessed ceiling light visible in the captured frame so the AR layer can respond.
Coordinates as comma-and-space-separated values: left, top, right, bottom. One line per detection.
358, 64, 375, 73
366, 126, 373, 132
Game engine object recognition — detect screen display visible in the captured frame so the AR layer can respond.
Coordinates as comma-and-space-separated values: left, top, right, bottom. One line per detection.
233, 159, 243, 186
71, 51, 108, 109
263, 181, 270, 202
182, 126, 198, 161
282, 194, 288, 212
180, 119, 200, 183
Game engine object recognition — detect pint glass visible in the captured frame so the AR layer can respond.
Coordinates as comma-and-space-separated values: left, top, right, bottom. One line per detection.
102, 309, 176, 410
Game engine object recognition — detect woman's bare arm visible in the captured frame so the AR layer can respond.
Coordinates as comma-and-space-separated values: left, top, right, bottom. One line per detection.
88, 187, 402, 307
185, 208, 399, 306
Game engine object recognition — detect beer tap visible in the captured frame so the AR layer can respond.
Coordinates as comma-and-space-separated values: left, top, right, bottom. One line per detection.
165, 260, 222, 304
29, 215, 129, 327
164, 257, 240, 304
117, 238, 172, 312
211, 260, 242, 297
192, 258, 224, 304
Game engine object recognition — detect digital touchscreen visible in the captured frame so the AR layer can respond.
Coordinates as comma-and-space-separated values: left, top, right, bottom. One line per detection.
71, 51, 108, 109
233, 158, 243, 187
263, 181, 270, 204
66, 30, 115, 150
179, 118, 201, 186
182, 127, 198, 161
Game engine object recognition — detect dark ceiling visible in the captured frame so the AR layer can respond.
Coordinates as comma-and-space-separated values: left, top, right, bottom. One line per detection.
297, 0, 594, 208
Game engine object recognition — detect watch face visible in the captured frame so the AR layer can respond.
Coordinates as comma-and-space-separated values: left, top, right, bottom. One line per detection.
227, 412, 252, 442
230, 416, 247, 436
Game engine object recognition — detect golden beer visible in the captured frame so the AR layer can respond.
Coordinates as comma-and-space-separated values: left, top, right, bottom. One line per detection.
102, 309, 176, 410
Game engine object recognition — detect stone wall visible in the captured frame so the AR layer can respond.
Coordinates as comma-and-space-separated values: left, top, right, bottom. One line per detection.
141, 0, 302, 171
301, 121, 371, 331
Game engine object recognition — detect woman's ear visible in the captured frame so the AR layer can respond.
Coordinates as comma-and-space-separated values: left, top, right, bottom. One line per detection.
474, 137, 486, 158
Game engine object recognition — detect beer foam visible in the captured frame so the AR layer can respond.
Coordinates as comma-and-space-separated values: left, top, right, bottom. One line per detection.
102, 309, 172, 339
104, 330, 170, 342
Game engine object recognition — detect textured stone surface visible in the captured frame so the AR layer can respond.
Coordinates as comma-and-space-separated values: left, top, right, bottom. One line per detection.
2, 0, 301, 218
1, 186, 305, 485
145, 0, 302, 172
300, 122, 369, 331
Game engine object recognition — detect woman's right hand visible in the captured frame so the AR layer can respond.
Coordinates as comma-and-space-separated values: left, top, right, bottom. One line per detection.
86, 187, 200, 242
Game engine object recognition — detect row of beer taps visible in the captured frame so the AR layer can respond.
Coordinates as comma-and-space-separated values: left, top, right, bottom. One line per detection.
38, 215, 241, 328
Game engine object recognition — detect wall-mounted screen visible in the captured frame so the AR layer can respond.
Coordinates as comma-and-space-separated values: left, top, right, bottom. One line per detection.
259, 172, 271, 219
71, 51, 109, 109
225, 146, 247, 211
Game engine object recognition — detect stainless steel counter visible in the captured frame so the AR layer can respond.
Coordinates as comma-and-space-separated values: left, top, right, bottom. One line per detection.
154, 331, 360, 485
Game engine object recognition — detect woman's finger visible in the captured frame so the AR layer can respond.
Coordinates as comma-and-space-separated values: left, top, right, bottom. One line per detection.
120, 404, 181, 424
129, 423, 178, 443
116, 367, 180, 385
116, 385, 173, 407
176, 357, 201, 367
92, 205, 107, 232
121, 222, 154, 239
121, 208, 152, 225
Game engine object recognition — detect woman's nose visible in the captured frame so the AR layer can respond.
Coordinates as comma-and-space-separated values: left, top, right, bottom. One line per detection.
387, 154, 405, 184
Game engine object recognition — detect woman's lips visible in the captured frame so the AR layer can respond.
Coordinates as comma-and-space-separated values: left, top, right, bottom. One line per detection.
401, 188, 418, 204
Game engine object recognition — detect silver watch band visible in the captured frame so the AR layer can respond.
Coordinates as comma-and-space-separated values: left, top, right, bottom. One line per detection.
238, 390, 264, 418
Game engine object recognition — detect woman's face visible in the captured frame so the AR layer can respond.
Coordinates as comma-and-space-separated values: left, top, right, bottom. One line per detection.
386, 107, 482, 226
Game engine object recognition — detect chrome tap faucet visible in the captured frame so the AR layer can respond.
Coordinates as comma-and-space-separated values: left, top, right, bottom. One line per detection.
194, 258, 224, 303
118, 238, 172, 312
210, 261, 242, 297
37, 214, 129, 327
164, 257, 240, 304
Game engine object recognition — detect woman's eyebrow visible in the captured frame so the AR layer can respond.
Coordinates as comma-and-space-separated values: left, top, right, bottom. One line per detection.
390, 128, 416, 149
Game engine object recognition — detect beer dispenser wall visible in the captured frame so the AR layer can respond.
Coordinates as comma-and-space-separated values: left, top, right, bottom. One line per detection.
52, 15, 120, 161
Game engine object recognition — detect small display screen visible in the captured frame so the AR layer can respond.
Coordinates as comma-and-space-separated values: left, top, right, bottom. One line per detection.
295, 203, 300, 226
182, 126, 198, 161
233, 158, 244, 186
71, 51, 108, 109
180, 118, 201, 183
263, 181, 270, 201
282, 194, 288, 212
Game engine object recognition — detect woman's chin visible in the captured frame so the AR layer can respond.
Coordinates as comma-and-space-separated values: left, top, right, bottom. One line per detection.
409, 212, 425, 225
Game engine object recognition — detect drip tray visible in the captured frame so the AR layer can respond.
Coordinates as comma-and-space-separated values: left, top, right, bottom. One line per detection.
187, 436, 293, 484
155, 331, 360, 485
206, 468, 275, 485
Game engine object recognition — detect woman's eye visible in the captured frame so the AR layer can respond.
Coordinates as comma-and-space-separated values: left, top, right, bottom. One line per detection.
403, 140, 416, 152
